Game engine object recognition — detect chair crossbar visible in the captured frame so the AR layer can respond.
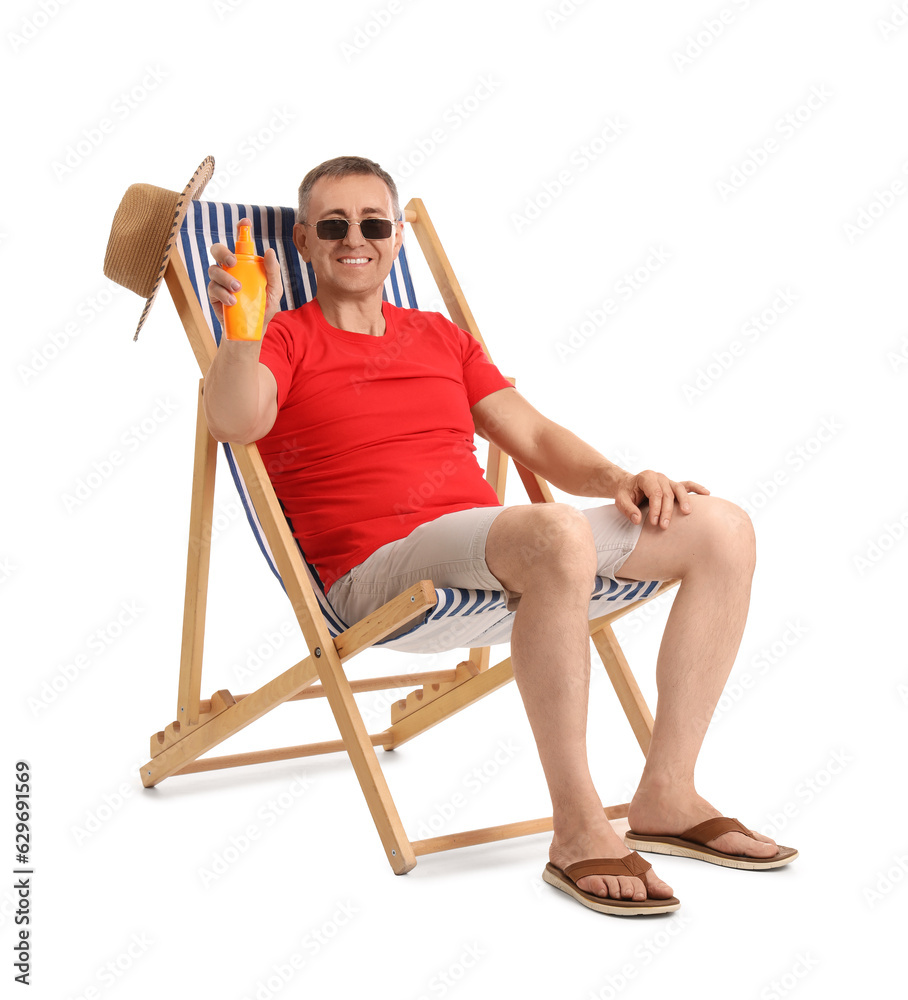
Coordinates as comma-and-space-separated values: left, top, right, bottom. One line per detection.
411, 804, 632, 858
197, 669, 462, 711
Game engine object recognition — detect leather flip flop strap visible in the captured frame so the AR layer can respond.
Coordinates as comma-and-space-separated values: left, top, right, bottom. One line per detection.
564, 852, 651, 883
679, 816, 751, 845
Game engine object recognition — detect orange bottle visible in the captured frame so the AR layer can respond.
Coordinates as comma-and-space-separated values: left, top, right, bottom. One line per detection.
223, 222, 267, 341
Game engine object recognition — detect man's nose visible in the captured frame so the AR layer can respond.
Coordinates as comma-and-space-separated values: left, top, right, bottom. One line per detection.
342, 222, 367, 246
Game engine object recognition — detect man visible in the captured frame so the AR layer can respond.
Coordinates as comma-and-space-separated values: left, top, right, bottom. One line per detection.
203, 155, 796, 915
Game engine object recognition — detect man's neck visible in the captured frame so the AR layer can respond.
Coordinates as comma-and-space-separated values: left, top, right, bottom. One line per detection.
316, 292, 386, 336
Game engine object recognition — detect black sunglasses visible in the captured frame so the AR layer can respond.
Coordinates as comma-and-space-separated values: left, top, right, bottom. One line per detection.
306, 218, 397, 241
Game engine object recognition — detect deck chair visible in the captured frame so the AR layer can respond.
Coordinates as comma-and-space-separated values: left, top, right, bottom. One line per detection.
105, 161, 679, 875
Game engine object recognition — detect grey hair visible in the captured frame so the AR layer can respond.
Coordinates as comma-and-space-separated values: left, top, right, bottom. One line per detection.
297, 155, 401, 224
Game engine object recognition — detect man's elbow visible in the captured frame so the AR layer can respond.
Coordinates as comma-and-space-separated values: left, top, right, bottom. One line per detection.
202, 402, 261, 445
206, 420, 263, 446
201, 367, 274, 444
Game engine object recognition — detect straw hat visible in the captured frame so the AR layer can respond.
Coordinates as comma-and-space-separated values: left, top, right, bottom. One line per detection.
104, 156, 215, 340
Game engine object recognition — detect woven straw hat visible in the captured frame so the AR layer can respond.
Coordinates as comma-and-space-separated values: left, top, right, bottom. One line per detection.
104, 156, 215, 340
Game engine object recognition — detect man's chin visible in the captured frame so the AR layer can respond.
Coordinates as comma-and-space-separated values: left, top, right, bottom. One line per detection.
323, 270, 392, 294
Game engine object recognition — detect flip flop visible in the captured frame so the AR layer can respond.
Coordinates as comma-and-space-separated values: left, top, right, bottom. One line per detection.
542, 851, 680, 915
625, 816, 798, 870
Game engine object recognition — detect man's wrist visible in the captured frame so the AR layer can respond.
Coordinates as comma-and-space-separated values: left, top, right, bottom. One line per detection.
219, 336, 263, 360
581, 461, 626, 498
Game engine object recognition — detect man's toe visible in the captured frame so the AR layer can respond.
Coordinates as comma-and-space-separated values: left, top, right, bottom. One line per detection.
713, 831, 778, 858
576, 874, 645, 900
644, 871, 674, 899
618, 876, 645, 900
576, 869, 673, 901
577, 875, 609, 898
749, 829, 778, 848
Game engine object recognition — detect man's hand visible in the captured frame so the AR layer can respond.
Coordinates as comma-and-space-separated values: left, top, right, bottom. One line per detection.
613, 470, 710, 529
207, 217, 284, 332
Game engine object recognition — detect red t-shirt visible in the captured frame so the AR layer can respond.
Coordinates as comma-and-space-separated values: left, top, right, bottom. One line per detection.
256, 299, 512, 591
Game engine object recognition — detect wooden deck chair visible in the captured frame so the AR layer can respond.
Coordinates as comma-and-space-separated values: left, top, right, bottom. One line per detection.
105, 164, 679, 875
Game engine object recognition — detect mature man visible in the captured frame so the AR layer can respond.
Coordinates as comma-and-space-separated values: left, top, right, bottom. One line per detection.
203, 155, 796, 915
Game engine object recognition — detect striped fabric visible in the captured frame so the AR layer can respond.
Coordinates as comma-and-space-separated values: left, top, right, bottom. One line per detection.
177, 200, 662, 653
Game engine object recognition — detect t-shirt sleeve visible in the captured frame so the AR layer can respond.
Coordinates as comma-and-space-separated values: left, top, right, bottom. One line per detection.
456, 325, 512, 407
257, 312, 300, 411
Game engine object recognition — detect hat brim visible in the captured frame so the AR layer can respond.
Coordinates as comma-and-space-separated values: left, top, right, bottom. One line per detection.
131, 155, 214, 340
104, 156, 215, 341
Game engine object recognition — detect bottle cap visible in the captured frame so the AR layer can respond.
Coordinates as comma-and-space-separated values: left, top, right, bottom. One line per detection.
235, 223, 256, 256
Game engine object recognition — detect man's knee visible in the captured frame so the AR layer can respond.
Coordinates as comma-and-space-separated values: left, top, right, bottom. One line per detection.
693, 495, 756, 572
486, 503, 597, 591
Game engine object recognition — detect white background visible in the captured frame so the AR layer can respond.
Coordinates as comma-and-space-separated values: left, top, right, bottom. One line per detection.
5, 0, 907, 997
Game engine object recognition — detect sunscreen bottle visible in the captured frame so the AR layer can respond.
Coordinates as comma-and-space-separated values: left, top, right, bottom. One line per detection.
223, 222, 267, 341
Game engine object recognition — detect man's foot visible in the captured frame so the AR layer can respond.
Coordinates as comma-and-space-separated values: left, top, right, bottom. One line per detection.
549, 816, 676, 902
627, 788, 780, 860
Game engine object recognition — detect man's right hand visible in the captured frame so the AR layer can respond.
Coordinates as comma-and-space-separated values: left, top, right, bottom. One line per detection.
207, 217, 284, 333
203, 217, 281, 443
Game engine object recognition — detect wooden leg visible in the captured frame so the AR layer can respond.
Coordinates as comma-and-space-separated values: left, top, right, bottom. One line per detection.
142, 658, 320, 786
310, 652, 418, 874
467, 646, 490, 672
176, 381, 216, 728
231, 442, 418, 875
591, 625, 654, 755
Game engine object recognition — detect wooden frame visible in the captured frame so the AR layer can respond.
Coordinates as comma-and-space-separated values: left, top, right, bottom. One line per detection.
138, 197, 679, 875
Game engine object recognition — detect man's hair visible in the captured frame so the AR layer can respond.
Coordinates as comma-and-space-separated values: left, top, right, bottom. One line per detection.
297, 156, 401, 225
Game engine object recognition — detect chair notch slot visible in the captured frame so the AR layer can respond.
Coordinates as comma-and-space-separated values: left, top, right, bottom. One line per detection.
150, 688, 236, 757
390, 659, 481, 725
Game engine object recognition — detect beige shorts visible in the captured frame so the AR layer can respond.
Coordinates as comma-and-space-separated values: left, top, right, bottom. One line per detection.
326, 502, 648, 629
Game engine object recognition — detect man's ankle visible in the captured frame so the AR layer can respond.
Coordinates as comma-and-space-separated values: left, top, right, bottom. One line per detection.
634, 769, 695, 800
551, 807, 619, 845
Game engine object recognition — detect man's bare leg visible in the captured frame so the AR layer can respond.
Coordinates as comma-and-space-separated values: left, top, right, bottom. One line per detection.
484, 493, 773, 904
618, 493, 778, 857
485, 503, 674, 903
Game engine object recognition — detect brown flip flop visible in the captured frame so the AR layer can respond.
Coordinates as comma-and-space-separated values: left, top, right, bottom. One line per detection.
542, 851, 680, 915
625, 817, 798, 869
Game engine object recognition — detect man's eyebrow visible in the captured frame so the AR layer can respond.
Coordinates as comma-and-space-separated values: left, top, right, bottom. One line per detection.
321, 207, 390, 217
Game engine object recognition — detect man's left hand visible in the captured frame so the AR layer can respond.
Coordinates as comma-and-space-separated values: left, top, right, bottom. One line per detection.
613, 470, 710, 529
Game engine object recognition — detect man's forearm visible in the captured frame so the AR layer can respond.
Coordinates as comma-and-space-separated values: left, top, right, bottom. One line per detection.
528, 421, 626, 497
202, 340, 266, 443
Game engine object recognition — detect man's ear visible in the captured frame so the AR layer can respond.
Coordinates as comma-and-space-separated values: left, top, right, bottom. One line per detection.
392, 220, 403, 261
292, 222, 310, 262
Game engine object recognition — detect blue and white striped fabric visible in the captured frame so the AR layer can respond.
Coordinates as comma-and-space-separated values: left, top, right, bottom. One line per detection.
177, 200, 662, 653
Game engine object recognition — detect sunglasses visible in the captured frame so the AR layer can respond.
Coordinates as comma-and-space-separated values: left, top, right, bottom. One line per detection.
306, 218, 397, 241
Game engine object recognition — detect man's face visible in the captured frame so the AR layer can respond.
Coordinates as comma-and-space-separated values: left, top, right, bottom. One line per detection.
293, 173, 403, 301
